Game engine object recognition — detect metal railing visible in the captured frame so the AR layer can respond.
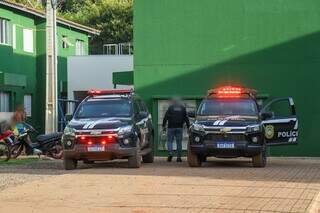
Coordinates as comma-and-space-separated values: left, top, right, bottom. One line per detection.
103, 43, 133, 55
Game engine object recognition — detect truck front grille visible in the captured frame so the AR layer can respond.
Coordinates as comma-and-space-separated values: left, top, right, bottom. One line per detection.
204, 133, 245, 141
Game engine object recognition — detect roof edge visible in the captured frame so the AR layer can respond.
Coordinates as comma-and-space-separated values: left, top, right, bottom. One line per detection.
0, 1, 100, 35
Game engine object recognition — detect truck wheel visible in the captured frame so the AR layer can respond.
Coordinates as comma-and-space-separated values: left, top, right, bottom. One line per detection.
252, 146, 267, 168
142, 135, 154, 163
128, 141, 141, 168
199, 155, 207, 162
142, 149, 154, 163
187, 143, 201, 167
64, 158, 77, 170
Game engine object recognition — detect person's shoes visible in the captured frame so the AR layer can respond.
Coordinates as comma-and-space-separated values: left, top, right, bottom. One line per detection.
167, 155, 173, 162
177, 157, 182, 162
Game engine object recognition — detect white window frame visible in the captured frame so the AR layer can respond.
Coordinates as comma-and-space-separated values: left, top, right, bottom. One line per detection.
0, 18, 11, 45
12, 24, 16, 49
24, 94, 32, 117
23, 28, 34, 53
75, 39, 85, 55
0, 92, 10, 112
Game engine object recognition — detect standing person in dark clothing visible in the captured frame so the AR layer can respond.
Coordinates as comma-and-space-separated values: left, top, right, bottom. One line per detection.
162, 98, 190, 162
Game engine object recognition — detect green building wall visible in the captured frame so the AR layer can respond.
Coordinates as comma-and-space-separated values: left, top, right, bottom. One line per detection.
0, 5, 89, 131
134, 0, 320, 156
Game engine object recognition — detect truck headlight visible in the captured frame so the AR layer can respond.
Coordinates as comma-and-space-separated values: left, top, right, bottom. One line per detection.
194, 136, 201, 143
118, 125, 133, 135
246, 125, 262, 133
192, 124, 205, 132
64, 126, 76, 137
251, 136, 258, 143
123, 138, 130, 145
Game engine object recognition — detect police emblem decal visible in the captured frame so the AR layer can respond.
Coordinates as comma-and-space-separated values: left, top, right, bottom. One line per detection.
265, 125, 274, 139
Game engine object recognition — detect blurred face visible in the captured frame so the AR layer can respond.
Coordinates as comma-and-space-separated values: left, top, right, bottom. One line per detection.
171, 96, 181, 105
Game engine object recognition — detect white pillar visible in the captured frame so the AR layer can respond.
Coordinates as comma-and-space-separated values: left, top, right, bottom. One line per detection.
45, 0, 58, 133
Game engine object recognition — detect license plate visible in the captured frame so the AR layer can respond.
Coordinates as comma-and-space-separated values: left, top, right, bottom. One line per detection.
87, 146, 105, 152
217, 142, 235, 149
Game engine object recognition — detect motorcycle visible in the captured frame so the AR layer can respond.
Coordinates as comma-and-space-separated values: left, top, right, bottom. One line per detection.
0, 130, 13, 162
10, 123, 63, 159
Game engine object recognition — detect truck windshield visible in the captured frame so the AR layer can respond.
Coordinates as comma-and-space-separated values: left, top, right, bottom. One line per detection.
198, 99, 258, 116
75, 99, 132, 119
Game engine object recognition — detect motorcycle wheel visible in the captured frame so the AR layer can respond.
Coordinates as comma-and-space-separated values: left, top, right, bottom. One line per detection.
0, 142, 11, 162
10, 144, 24, 159
49, 144, 63, 159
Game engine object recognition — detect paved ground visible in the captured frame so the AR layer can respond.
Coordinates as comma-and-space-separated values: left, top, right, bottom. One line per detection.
0, 157, 319, 213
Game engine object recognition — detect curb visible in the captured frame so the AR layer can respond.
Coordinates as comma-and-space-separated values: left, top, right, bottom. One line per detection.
308, 191, 320, 213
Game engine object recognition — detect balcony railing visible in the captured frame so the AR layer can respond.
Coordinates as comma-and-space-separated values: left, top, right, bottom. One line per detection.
103, 43, 133, 55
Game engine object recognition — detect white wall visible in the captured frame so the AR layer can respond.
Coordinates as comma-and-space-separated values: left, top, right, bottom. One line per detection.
67, 55, 133, 100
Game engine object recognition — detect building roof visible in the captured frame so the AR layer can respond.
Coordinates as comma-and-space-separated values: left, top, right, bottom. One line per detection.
0, 0, 100, 35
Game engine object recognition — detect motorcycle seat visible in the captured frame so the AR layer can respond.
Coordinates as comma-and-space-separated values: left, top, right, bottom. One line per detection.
37, 132, 63, 142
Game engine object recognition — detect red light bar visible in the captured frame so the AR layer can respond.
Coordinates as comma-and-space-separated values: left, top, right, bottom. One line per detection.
87, 89, 133, 96
77, 134, 117, 144
207, 86, 257, 98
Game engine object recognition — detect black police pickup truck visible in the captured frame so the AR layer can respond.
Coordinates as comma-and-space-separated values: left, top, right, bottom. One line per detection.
62, 89, 154, 170
188, 86, 298, 167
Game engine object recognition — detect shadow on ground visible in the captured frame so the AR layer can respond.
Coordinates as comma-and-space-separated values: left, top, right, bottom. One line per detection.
0, 157, 319, 185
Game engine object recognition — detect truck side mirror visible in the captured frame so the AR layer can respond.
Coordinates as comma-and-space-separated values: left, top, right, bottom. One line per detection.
137, 111, 148, 120
260, 112, 273, 120
65, 115, 73, 122
188, 111, 196, 118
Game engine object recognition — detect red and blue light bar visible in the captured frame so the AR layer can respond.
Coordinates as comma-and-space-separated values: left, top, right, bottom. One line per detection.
87, 89, 133, 96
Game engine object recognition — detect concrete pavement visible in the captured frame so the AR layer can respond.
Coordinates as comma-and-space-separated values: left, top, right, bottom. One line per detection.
0, 157, 319, 213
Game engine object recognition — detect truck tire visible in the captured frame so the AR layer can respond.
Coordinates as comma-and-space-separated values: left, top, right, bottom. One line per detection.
142, 149, 154, 163
128, 141, 141, 168
142, 135, 154, 163
199, 155, 207, 162
252, 146, 267, 168
187, 143, 201, 167
64, 158, 77, 170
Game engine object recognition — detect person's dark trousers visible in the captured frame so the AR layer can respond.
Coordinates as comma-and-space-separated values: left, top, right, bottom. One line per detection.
167, 128, 183, 158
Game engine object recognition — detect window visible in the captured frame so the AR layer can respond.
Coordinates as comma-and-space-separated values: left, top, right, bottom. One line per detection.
74, 99, 132, 118
24, 95, 32, 117
62, 35, 69, 49
75, 39, 85, 55
138, 100, 148, 113
23, 28, 33, 53
0, 92, 10, 112
12, 24, 16, 49
0, 18, 11, 45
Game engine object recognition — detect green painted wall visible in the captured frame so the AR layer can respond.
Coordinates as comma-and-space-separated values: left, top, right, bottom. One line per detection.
0, 5, 89, 131
134, 0, 320, 156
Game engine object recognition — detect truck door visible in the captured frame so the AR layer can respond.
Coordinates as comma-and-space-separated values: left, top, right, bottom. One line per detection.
261, 97, 298, 145
135, 99, 149, 148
